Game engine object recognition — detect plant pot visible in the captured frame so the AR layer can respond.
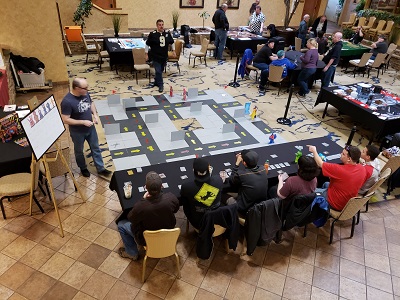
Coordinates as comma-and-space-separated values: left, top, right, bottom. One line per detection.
114, 33, 119, 37
275, 26, 298, 47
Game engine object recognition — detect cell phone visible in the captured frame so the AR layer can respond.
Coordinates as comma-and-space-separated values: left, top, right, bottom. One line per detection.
281, 172, 289, 181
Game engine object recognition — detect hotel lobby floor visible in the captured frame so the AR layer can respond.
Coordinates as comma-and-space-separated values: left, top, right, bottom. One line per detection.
3, 45, 400, 299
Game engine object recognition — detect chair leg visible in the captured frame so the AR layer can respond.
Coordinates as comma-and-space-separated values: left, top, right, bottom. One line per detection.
0, 196, 6, 219
135, 70, 138, 84
365, 200, 369, 212
175, 252, 181, 278
204, 56, 207, 67
278, 83, 281, 96
186, 219, 190, 235
148, 70, 151, 83
33, 194, 45, 213
86, 53, 89, 64
356, 210, 360, 225
177, 62, 180, 74
350, 216, 356, 238
142, 256, 148, 283
329, 219, 337, 244
189, 54, 191, 66
303, 224, 307, 237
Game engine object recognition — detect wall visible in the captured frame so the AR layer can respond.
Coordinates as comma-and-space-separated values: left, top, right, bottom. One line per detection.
0, 0, 68, 83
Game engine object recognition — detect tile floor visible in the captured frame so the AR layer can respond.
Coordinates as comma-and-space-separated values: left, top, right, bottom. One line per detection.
2, 33, 400, 298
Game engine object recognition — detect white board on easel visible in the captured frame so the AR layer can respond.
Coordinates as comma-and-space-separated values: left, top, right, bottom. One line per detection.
20, 94, 65, 161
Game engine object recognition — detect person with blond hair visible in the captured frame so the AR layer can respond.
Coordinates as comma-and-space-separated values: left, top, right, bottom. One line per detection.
297, 38, 319, 97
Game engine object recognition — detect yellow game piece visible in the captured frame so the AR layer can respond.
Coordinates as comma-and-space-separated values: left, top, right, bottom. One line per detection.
127, 170, 134, 175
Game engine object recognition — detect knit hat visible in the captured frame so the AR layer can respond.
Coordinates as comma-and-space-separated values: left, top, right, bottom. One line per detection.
277, 50, 285, 58
145, 171, 162, 195
241, 149, 259, 168
193, 158, 210, 179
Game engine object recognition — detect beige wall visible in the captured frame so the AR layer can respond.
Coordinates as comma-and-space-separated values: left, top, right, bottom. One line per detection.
0, 0, 68, 83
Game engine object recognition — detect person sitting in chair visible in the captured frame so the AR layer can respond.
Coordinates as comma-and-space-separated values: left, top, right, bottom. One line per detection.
349, 26, 364, 45
180, 158, 223, 229
270, 50, 297, 78
370, 35, 388, 60
358, 145, 381, 195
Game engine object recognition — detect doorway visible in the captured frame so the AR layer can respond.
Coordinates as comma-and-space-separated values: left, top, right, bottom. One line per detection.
325, 0, 340, 22
301, 0, 321, 20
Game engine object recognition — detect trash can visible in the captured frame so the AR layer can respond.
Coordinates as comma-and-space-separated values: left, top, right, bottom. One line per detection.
64, 26, 82, 42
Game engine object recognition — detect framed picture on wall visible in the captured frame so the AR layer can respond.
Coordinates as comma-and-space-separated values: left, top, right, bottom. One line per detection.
180, 0, 204, 8
216, 0, 240, 9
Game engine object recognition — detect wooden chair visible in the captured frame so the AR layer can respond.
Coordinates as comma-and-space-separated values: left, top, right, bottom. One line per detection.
378, 20, 395, 40
132, 48, 151, 84
383, 43, 398, 70
167, 39, 184, 73
189, 38, 209, 67
380, 155, 400, 194
352, 17, 366, 31
348, 52, 373, 77
361, 17, 376, 32
267, 65, 284, 95
294, 37, 307, 53
341, 13, 357, 29
80, 33, 96, 64
0, 161, 45, 219
142, 228, 181, 283
246, 44, 264, 82
129, 31, 143, 38
328, 192, 374, 244
93, 39, 110, 70
368, 20, 386, 41
366, 53, 386, 78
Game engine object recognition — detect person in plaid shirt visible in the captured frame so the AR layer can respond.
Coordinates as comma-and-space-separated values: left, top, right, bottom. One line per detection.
249, 5, 265, 35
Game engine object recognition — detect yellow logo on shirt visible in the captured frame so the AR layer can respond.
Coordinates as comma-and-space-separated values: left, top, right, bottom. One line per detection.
194, 183, 219, 206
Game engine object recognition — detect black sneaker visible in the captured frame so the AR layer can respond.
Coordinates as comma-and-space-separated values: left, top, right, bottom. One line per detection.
81, 169, 90, 178
147, 82, 156, 88
98, 169, 112, 176
259, 89, 266, 96
158, 86, 164, 93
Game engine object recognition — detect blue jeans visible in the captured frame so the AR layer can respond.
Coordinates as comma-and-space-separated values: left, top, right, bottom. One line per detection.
321, 65, 336, 88
297, 67, 316, 95
259, 69, 270, 87
253, 62, 270, 72
153, 60, 166, 88
298, 34, 307, 48
69, 126, 105, 172
214, 28, 227, 59
117, 219, 139, 257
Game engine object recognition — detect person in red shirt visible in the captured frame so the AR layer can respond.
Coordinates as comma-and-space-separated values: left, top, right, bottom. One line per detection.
308, 145, 373, 211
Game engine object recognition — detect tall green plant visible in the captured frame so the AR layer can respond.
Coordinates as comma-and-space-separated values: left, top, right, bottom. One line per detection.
73, 0, 93, 28
112, 14, 122, 36
358, 9, 400, 24
198, 11, 210, 29
172, 11, 180, 30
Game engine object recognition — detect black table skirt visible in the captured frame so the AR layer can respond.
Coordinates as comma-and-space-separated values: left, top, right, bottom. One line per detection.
226, 36, 268, 59
110, 136, 343, 211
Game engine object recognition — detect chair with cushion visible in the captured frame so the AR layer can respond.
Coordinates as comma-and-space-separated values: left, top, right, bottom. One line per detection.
132, 48, 151, 84
189, 38, 209, 67
130, 31, 143, 38
348, 52, 373, 77
366, 53, 386, 78
368, 20, 386, 41
328, 192, 374, 244
341, 13, 357, 29
0, 161, 45, 219
383, 43, 398, 70
267, 65, 284, 95
294, 37, 307, 53
167, 39, 184, 73
246, 44, 264, 82
80, 33, 97, 64
352, 17, 366, 31
378, 20, 395, 40
93, 39, 110, 70
142, 228, 181, 283
360, 16, 376, 32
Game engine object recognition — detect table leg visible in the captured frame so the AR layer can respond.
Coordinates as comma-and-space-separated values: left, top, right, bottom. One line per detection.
322, 103, 329, 118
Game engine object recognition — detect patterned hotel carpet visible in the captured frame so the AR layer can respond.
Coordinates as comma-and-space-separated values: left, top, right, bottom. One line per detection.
65, 47, 400, 183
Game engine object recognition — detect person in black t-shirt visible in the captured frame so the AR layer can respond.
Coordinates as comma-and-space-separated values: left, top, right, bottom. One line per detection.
349, 26, 364, 45
145, 19, 175, 93
321, 32, 343, 88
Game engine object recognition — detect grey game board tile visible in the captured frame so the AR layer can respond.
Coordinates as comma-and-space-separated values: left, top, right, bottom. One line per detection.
120, 132, 138, 140
105, 133, 122, 142
113, 155, 151, 170
166, 154, 197, 163
107, 94, 121, 105
109, 106, 128, 120
94, 102, 112, 116
194, 130, 239, 144
122, 98, 136, 109
104, 123, 120, 135
136, 96, 158, 107
157, 139, 188, 152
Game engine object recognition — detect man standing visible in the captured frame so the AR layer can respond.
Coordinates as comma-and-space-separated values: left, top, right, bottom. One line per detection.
308, 145, 372, 211
145, 19, 175, 93
298, 14, 311, 48
180, 158, 223, 229
321, 32, 343, 88
370, 35, 388, 60
249, 5, 265, 35
212, 4, 229, 61
61, 78, 111, 178
359, 145, 381, 195
253, 39, 278, 95
225, 149, 268, 216
117, 172, 179, 260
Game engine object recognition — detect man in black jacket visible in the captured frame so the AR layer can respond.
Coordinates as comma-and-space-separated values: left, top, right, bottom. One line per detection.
321, 31, 343, 88
180, 158, 223, 229
225, 149, 268, 216
212, 4, 229, 61
117, 172, 179, 260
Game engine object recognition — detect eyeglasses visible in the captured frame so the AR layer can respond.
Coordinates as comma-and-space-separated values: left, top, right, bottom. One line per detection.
79, 86, 89, 90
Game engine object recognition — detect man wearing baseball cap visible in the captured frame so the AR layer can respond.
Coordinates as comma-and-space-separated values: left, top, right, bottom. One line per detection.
180, 158, 223, 228
253, 39, 278, 95
225, 149, 268, 216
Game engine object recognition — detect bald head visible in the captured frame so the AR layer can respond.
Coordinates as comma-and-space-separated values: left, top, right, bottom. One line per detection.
221, 3, 228, 10
333, 32, 342, 43
303, 14, 310, 21
72, 78, 88, 90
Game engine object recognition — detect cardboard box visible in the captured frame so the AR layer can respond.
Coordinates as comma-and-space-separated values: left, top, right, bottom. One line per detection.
19, 68, 45, 88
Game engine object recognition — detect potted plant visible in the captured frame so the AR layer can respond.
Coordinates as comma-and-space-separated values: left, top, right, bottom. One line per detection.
199, 11, 210, 30
275, 0, 301, 47
172, 11, 180, 38
73, 0, 93, 28
112, 14, 122, 37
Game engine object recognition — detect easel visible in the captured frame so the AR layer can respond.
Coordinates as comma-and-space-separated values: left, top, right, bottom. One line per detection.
27, 97, 85, 237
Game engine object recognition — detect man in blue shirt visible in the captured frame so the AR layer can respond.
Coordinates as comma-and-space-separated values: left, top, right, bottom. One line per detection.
270, 50, 297, 78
